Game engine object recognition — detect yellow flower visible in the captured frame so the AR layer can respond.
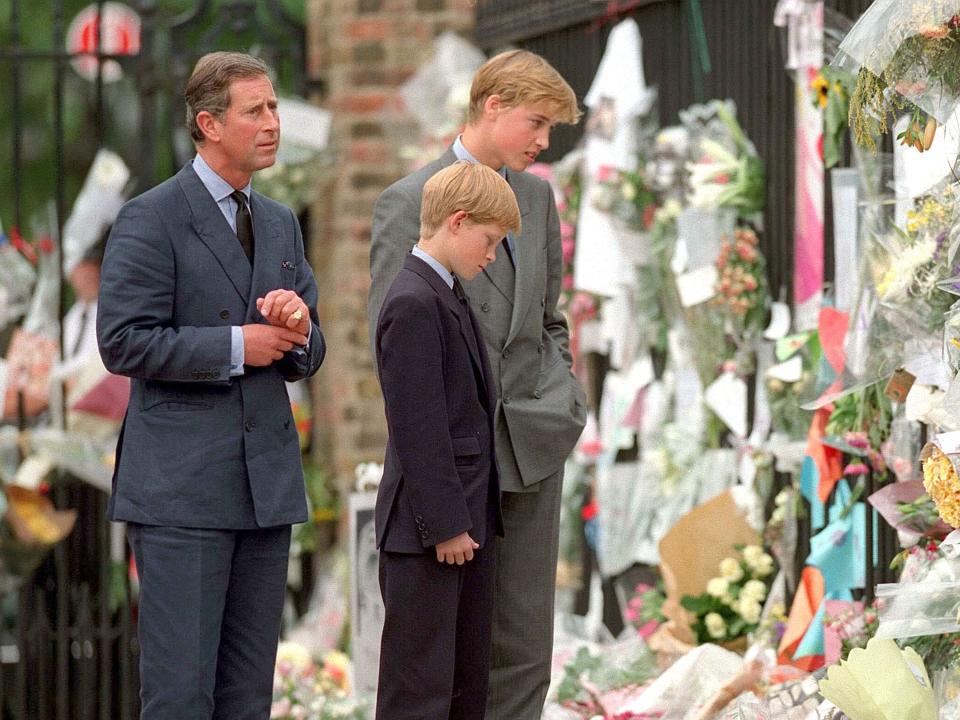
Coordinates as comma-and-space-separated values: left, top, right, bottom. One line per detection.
811, 74, 830, 109
705, 612, 727, 639
922, 446, 960, 527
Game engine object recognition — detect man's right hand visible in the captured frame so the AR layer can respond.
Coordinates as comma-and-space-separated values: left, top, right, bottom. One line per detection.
435, 532, 480, 565
241, 324, 308, 367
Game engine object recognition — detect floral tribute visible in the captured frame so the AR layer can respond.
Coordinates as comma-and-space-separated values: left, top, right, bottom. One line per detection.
624, 582, 666, 639
590, 165, 657, 232
679, 544, 775, 644
270, 642, 367, 720
922, 445, 960, 528
711, 226, 768, 334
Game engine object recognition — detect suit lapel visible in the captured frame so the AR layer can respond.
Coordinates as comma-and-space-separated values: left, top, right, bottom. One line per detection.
505, 168, 535, 347
176, 164, 252, 304
406, 255, 488, 397
247, 192, 283, 322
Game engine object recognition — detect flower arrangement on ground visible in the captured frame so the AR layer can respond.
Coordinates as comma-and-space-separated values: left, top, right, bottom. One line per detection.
271, 642, 367, 720
679, 544, 775, 644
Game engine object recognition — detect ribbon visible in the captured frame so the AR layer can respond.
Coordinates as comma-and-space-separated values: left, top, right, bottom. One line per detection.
686, 0, 712, 101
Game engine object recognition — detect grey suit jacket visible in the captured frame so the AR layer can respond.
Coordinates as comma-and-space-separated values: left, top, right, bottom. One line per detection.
368, 148, 586, 492
98, 163, 326, 529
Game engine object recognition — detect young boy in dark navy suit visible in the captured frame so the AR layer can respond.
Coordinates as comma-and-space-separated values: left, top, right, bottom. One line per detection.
373, 161, 521, 720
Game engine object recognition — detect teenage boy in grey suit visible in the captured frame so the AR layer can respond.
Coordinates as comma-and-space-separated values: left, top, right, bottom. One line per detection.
97, 52, 325, 719
374, 161, 520, 720
368, 50, 586, 719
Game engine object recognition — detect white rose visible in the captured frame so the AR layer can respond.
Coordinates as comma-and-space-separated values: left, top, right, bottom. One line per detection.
705, 612, 726, 639
738, 599, 762, 624
742, 579, 768, 603
719, 557, 744, 582
742, 545, 764, 564
752, 553, 775, 578
706, 577, 729, 598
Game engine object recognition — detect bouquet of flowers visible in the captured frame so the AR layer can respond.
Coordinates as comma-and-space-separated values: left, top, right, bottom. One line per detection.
809, 66, 855, 169
710, 226, 769, 341
835, 0, 960, 151
554, 642, 658, 718
271, 643, 367, 720
921, 443, 960, 528
590, 165, 657, 233
682, 100, 765, 217
623, 582, 666, 640
679, 544, 775, 645
825, 599, 882, 661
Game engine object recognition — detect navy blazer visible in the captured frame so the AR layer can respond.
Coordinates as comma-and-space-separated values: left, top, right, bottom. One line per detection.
97, 163, 325, 529
375, 254, 503, 553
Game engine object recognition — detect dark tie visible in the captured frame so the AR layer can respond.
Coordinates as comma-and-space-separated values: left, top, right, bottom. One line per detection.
231, 190, 254, 263
501, 235, 515, 267
452, 277, 468, 304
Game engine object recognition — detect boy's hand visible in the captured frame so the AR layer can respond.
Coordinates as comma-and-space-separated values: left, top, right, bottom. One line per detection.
435, 532, 480, 565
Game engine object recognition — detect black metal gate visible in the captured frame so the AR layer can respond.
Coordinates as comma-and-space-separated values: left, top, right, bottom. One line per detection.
0, 2, 307, 717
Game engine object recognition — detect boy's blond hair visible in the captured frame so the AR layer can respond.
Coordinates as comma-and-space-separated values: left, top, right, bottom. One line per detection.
421, 162, 522, 240
467, 50, 581, 125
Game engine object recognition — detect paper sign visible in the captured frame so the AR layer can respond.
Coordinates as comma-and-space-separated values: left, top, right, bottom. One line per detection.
935, 430, 960, 455
884, 368, 916, 404
764, 301, 792, 340
705, 371, 748, 438
767, 356, 803, 383
676, 265, 718, 307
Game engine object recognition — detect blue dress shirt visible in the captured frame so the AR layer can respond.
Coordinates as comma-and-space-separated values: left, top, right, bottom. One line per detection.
411, 245, 454, 289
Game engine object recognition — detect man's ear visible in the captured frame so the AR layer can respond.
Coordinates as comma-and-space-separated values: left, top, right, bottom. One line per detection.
195, 111, 221, 143
483, 94, 503, 117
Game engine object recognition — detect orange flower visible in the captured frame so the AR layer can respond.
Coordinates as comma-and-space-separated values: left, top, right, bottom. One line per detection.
920, 24, 950, 39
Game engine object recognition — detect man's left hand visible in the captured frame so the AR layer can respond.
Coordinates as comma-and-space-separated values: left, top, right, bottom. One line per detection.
257, 289, 310, 337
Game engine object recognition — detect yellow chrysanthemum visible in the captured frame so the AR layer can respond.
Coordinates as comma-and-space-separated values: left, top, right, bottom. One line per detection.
922, 446, 960, 527
811, 74, 830, 109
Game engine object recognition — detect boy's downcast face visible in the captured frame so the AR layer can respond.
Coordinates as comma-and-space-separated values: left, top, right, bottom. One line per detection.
450, 220, 505, 280
489, 101, 556, 172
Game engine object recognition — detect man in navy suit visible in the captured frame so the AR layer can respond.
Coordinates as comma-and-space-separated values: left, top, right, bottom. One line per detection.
97, 52, 325, 719
374, 162, 520, 720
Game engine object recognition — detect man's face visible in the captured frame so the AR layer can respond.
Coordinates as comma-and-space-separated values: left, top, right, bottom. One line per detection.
488, 101, 556, 172
450, 220, 505, 280
215, 75, 280, 176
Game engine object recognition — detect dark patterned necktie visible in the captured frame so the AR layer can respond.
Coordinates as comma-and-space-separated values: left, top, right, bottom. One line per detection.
230, 190, 254, 263
452, 276, 468, 304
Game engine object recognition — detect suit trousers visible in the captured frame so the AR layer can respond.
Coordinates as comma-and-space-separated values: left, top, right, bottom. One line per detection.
127, 523, 291, 720
486, 468, 564, 720
376, 539, 496, 720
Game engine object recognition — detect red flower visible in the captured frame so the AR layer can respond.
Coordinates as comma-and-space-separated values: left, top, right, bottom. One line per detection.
596, 165, 614, 183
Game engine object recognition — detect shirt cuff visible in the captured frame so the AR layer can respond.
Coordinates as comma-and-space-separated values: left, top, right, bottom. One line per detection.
230, 326, 245, 376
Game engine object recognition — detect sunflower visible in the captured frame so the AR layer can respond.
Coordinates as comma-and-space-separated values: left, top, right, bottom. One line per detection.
811, 73, 830, 109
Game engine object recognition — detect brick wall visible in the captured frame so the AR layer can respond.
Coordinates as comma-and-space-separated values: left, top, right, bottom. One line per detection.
306, 0, 476, 495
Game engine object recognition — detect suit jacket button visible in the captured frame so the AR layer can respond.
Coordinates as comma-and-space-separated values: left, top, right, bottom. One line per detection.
538, 343, 544, 353
502, 395, 511, 405
420, 531, 429, 539
540, 298, 545, 307
192, 371, 201, 379
415, 514, 423, 522
245, 420, 255, 432
211, 370, 220, 379
284, 419, 291, 429
219, 309, 230, 320
534, 390, 543, 399
502, 348, 510, 358
480, 302, 490, 313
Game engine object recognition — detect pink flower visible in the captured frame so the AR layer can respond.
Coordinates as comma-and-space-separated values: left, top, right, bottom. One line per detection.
843, 462, 869, 476
845, 431, 870, 449
596, 165, 614, 183
920, 24, 950, 39
637, 619, 660, 639
271, 698, 292, 716
527, 163, 554, 182
744, 275, 758, 291
562, 274, 574, 290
